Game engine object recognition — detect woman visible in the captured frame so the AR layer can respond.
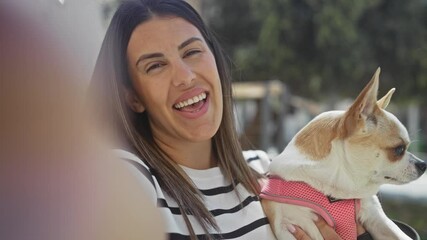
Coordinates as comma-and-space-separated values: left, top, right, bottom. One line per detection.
89, 0, 366, 239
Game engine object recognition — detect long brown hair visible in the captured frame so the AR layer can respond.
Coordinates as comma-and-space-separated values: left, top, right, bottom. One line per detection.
89, 0, 262, 238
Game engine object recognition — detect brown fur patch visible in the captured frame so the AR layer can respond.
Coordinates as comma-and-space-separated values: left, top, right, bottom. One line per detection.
385, 141, 407, 162
295, 116, 343, 160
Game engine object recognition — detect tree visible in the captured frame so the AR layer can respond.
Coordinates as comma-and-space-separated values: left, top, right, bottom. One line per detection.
204, 0, 427, 102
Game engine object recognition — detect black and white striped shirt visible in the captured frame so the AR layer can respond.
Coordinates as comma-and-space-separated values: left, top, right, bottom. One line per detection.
115, 149, 276, 239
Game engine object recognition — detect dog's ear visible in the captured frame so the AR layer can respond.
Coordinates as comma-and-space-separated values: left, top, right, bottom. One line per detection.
341, 68, 381, 136
377, 88, 395, 109
350, 67, 380, 118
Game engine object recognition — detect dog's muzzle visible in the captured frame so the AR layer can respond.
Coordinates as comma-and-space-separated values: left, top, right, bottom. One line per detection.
410, 152, 427, 175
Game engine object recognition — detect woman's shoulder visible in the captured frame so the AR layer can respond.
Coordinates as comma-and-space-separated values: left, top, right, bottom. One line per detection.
242, 150, 271, 174
113, 149, 152, 178
112, 148, 158, 202
113, 148, 147, 166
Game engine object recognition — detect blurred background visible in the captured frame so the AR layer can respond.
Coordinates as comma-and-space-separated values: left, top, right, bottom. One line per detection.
3, 0, 426, 238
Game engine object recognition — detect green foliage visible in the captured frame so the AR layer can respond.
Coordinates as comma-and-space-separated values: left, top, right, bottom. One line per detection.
205, 0, 427, 101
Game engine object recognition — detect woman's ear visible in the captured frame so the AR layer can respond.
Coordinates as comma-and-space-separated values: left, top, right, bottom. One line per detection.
124, 89, 145, 113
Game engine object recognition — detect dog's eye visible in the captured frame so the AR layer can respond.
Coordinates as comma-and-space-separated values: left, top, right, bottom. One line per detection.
394, 145, 406, 156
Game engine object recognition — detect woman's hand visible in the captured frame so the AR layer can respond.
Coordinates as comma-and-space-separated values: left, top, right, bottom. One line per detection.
289, 215, 366, 240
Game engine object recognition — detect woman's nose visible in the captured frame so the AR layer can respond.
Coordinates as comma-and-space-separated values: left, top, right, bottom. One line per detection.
172, 59, 195, 87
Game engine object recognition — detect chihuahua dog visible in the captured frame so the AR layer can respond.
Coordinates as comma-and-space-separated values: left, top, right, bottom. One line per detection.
261, 68, 426, 240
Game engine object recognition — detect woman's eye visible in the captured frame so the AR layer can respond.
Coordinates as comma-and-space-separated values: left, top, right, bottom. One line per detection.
394, 145, 406, 156
183, 49, 201, 58
146, 62, 165, 73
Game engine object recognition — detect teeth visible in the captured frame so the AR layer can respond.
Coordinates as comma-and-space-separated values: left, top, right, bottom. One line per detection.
174, 92, 207, 109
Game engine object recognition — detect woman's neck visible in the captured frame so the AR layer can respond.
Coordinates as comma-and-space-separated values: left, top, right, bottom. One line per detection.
155, 138, 216, 170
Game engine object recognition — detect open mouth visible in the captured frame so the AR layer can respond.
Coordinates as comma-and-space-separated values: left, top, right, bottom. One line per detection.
173, 92, 207, 112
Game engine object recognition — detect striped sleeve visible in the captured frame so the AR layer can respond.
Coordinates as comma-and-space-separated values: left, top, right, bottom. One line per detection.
243, 150, 271, 174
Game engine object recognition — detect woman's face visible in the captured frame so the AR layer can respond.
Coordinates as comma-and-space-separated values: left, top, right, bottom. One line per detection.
126, 16, 223, 146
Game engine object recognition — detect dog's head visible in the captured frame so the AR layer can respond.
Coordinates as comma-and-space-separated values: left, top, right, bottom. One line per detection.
336, 68, 426, 185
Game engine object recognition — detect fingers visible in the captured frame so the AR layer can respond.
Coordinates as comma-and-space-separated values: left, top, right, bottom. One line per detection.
288, 215, 343, 240
313, 215, 342, 240
288, 224, 312, 240
356, 221, 366, 235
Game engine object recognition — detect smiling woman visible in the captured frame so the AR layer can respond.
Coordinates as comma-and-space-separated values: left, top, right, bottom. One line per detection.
88, 0, 273, 239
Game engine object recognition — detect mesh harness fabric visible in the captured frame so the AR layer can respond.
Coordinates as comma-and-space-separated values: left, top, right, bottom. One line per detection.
260, 176, 360, 240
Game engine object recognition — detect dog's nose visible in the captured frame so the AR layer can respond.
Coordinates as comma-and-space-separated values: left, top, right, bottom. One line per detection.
415, 160, 427, 175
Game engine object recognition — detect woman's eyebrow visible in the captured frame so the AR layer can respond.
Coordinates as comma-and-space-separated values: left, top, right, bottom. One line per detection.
135, 37, 203, 66
136, 53, 163, 66
178, 37, 203, 50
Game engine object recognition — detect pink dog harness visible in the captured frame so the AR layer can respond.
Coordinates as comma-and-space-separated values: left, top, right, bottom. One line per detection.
260, 176, 360, 240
